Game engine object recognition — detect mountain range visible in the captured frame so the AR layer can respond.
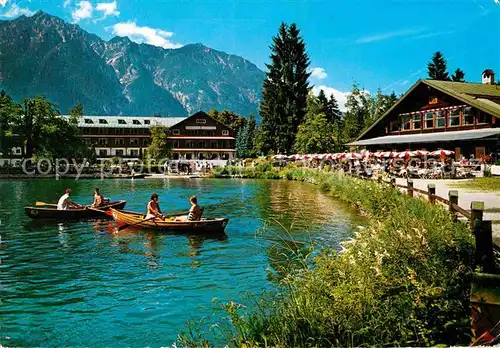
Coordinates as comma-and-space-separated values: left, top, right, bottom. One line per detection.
0, 11, 265, 117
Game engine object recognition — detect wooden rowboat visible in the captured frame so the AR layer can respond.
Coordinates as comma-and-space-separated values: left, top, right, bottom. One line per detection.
108, 208, 229, 233
24, 200, 127, 220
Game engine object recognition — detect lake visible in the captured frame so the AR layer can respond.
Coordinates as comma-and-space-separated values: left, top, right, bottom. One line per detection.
0, 178, 360, 346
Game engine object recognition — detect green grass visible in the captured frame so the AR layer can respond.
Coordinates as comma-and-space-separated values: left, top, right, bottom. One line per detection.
452, 177, 500, 192
178, 164, 476, 347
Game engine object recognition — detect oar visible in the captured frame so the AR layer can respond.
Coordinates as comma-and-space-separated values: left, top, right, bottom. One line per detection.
117, 215, 160, 231
35, 201, 57, 207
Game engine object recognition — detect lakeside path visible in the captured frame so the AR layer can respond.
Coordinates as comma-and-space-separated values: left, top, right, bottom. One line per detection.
395, 178, 500, 243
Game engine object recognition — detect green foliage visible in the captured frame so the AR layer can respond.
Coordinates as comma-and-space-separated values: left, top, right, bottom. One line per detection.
428, 51, 450, 81
195, 165, 475, 347
452, 68, 466, 82
208, 109, 248, 135
259, 22, 310, 154
236, 115, 257, 158
0, 90, 22, 156
293, 94, 336, 154
147, 126, 171, 160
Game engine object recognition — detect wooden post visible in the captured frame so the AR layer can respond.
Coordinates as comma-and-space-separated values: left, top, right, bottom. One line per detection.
470, 201, 484, 227
391, 177, 396, 188
473, 220, 494, 273
448, 190, 458, 221
427, 183, 436, 204
377, 175, 382, 184
407, 179, 413, 197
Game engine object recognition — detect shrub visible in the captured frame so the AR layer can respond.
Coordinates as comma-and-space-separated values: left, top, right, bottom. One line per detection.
187, 167, 475, 347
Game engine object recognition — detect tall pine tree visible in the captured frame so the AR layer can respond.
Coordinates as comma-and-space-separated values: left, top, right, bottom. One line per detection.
259, 22, 310, 154
451, 68, 466, 82
427, 51, 450, 81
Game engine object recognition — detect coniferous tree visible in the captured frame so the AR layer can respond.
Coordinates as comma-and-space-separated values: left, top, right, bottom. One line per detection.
236, 115, 257, 158
427, 51, 450, 81
451, 68, 466, 82
259, 22, 310, 154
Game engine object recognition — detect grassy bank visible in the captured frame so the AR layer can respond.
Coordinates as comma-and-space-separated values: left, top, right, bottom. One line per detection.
452, 177, 500, 192
180, 164, 475, 347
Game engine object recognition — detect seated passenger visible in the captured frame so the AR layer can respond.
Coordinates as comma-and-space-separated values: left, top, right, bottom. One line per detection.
174, 196, 202, 222
91, 187, 105, 208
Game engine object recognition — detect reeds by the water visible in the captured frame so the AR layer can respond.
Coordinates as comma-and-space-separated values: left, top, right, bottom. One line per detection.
178, 164, 475, 347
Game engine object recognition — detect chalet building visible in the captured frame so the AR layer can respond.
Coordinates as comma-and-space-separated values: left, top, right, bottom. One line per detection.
77, 111, 236, 161
348, 70, 500, 160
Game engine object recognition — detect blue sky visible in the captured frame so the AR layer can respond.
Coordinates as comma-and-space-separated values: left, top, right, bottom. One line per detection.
1, 0, 499, 110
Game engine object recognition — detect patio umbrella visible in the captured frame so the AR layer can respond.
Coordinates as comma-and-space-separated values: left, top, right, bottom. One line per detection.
430, 149, 454, 156
336, 153, 347, 160
397, 150, 414, 158
345, 152, 362, 160
360, 150, 373, 158
381, 151, 397, 158
273, 154, 287, 159
374, 152, 384, 158
412, 150, 429, 157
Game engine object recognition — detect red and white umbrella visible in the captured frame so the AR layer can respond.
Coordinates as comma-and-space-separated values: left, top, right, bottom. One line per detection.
290, 154, 300, 160
381, 151, 398, 158
318, 154, 328, 160
360, 150, 373, 159
374, 152, 384, 158
397, 150, 413, 158
412, 150, 429, 157
302, 154, 310, 159
430, 149, 454, 156
345, 152, 362, 160
273, 154, 287, 159
336, 153, 347, 160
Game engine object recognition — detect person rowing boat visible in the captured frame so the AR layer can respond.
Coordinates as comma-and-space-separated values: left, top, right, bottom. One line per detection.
145, 193, 164, 220
57, 189, 82, 210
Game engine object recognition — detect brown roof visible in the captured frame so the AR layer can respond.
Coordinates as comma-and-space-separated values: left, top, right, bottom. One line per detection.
356, 79, 500, 141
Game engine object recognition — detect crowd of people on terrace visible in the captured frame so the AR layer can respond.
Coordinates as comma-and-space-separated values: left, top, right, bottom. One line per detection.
272, 149, 493, 179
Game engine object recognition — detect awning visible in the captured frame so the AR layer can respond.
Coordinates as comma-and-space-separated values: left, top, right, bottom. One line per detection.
347, 128, 500, 146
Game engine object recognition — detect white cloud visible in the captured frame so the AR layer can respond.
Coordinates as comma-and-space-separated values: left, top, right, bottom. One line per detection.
0, 3, 34, 18
96, 1, 119, 19
313, 85, 350, 112
495, 0, 499, 4
112, 21, 182, 49
0, 0, 7, 8
310, 67, 327, 80
63, 0, 71, 9
71, 0, 92, 22
355, 28, 424, 44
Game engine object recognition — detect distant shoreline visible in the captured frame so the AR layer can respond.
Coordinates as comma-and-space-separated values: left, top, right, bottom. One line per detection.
0, 173, 206, 180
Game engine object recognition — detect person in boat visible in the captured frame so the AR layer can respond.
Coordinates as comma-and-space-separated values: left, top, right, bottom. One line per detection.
174, 196, 202, 222
146, 193, 164, 220
57, 189, 80, 210
91, 187, 107, 208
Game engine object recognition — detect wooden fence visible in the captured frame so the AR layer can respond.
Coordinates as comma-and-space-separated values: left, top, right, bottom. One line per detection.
348, 173, 499, 274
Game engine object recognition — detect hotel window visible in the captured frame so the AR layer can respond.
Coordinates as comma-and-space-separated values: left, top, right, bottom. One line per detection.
84, 118, 94, 124
115, 138, 124, 145
462, 107, 474, 125
222, 130, 229, 136
435, 111, 446, 128
449, 108, 460, 127
412, 114, 421, 130
130, 138, 139, 145
172, 129, 180, 135
144, 120, 150, 125
99, 150, 108, 157
99, 119, 108, 124
173, 141, 180, 148
477, 112, 491, 124
142, 139, 150, 146
115, 149, 124, 157
130, 150, 139, 157
400, 115, 411, 131
186, 140, 195, 148
118, 119, 126, 125
424, 112, 434, 129
196, 119, 207, 124
98, 138, 107, 145
132, 120, 141, 125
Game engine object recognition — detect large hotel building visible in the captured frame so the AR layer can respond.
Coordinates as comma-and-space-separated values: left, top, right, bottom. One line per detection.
77, 111, 236, 161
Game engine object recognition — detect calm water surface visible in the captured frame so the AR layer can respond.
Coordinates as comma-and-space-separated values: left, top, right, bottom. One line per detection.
0, 178, 360, 346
